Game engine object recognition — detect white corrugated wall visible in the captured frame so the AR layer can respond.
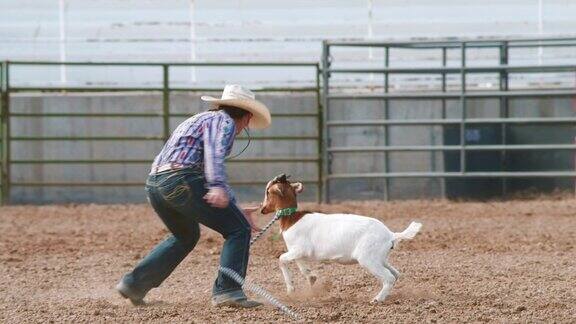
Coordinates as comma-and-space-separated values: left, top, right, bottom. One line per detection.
1, 0, 575, 87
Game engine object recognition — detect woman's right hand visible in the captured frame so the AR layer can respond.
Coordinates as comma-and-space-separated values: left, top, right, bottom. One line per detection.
203, 187, 229, 208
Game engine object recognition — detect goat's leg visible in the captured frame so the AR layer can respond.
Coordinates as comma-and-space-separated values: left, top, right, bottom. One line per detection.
295, 259, 317, 286
383, 261, 400, 281
278, 251, 299, 294
358, 259, 396, 303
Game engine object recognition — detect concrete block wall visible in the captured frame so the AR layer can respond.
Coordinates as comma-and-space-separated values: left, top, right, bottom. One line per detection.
327, 96, 575, 200
7, 92, 574, 203
9, 92, 320, 204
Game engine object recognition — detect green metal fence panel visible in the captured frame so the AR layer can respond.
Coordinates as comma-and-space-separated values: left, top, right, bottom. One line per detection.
322, 37, 576, 202
1, 61, 322, 204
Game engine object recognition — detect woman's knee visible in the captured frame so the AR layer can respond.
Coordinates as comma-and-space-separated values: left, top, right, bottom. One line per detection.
173, 223, 201, 248
189, 223, 202, 245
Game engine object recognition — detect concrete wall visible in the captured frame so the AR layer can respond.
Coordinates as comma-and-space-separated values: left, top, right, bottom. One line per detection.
9, 92, 320, 204
7, 92, 574, 204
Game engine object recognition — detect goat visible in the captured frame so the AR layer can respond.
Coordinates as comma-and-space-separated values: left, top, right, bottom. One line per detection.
260, 174, 422, 303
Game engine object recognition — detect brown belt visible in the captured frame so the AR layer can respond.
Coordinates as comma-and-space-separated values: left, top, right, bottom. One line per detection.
152, 163, 186, 174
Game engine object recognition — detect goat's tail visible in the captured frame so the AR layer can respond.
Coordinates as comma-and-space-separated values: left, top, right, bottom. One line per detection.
393, 221, 422, 242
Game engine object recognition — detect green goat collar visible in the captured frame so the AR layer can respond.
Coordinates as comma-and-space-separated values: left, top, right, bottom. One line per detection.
275, 207, 297, 218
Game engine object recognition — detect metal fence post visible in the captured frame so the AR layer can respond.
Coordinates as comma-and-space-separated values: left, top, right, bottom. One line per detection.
162, 64, 171, 142
383, 46, 390, 201
0, 61, 4, 205
499, 41, 509, 198
321, 41, 331, 203
315, 63, 323, 203
0, 61, 10, 204
440, 47, 447, 199
459, 43, 467, 175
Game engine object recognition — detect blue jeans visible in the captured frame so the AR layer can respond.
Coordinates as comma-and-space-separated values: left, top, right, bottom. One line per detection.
121, 168, 252, 301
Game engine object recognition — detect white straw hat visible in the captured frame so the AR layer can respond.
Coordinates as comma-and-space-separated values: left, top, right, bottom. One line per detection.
201, 85, 272, 129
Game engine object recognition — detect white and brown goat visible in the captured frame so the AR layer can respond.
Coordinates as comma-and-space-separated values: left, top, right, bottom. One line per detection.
260, 174, 422, 303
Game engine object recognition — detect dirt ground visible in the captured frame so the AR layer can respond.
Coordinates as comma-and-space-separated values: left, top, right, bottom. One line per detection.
0, 198, 575, 323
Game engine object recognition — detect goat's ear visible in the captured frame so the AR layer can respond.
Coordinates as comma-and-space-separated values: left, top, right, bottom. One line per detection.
272, 186, 284, 197
291, 182, 304, 194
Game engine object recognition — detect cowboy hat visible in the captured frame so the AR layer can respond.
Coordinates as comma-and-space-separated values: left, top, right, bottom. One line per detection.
201, 85, 271, 129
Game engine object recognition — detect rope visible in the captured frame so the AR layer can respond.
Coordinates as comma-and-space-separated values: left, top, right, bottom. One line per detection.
225, 128, 251, 160
219, 267, 302, 321
250, 214, 280, 245
218, 210, 303, 321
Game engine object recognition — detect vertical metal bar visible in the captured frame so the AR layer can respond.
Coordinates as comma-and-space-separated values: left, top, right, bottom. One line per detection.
162, 65, 170, 142
1, 62, 10, 204
537, 0, 544, 66
440, 47, 447, 198
460, 43, 467, 174
321, 41, 331, 203
188, 0, 197, 84
4, 61, 10, 205
58, 0, 67, 83
315, 64, 323, 203
0, 61, 4, 205
499, 42, 509, 197
383, 46, 390, 201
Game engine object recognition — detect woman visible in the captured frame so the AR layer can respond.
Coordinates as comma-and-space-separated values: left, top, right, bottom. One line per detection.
116, 85, 271, 308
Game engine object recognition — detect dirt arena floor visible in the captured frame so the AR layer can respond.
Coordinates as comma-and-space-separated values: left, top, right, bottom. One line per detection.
1, 198, 575, 323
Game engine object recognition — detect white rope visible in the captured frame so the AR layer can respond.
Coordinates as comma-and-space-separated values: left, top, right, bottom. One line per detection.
218, 211, 303, 320
219, 266, 301, 321
250, 214, 280, 245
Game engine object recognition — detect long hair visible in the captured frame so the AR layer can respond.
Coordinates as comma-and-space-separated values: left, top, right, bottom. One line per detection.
211, 105, 251, 120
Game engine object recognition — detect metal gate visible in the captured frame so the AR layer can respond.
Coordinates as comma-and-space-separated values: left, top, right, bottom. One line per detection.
0, 61, 322, 204
321, 37, 576, 202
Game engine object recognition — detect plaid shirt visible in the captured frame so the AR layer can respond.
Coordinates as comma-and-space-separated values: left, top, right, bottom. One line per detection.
151, 110, 237, 201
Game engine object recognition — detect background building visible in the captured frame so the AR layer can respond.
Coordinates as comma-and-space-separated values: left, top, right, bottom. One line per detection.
2, 0, 576, 88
